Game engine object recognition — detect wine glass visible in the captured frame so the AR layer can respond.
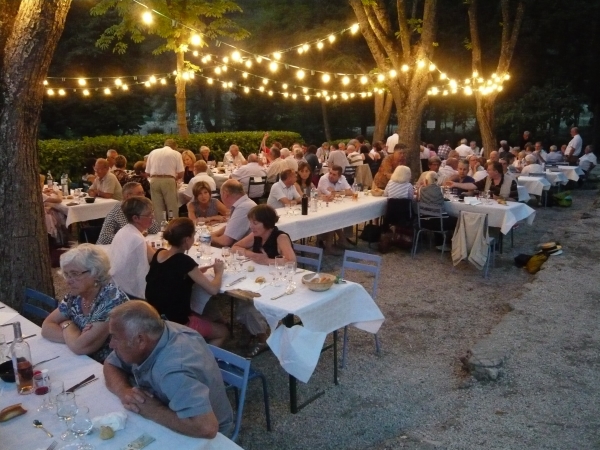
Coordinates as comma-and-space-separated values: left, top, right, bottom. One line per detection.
71, 406, 94, 450
56, 392, 78, 441
234, 250, 245, 273
221, 246, 231, 271
285, 261, 297, 288
275, 256, 285, 285
269, 262, 278, 286
0, 334, 7, 360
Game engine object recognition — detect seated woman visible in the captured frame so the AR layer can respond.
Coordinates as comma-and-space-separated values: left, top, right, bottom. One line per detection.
129, 161, 151, 198
145, 218, 229, 347
41, 244, 129, 362
187, 181, 228, 224
113, 155, 130, 186
446, 161, 518, 201
199, 145, 216, 165
467, 154, 484, 178
294, 161, 315, 196
520, 154, 544, 175
449, 160, 475, 195
110, 197, 156, 299
42, 184, 68, 247
182, 150, 197, 183
384, 165, 414, 199
417, 171, 457, 250
232, 204, 296, 356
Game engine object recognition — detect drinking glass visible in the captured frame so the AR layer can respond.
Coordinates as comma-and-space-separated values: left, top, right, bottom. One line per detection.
221, 247, 231, 271
71, 406, 94, 450
234, 250, 245, 273
269, 262, 278, 285
56, 392, 78, 441
34, 373, 53, 411
49, 380, 65, 407
285, 203, 291, 216
275, 257, 285, 285
285, 262, 297, 287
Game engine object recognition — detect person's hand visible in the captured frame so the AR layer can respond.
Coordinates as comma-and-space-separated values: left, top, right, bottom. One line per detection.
443, 180, 454, 187
81, 323, 93, 334
247, 249, 270, 265
213, 259, 225, 275
119, 386, 148, 412
123, 388, 163, 418
88, 189, 97, 197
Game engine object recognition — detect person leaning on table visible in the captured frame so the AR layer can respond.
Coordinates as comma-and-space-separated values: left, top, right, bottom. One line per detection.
210, 179, 256, 247
42, 244, 129, 363
445, 161, 518, 201
88, 158, 123, 200
103, 301, 233, 438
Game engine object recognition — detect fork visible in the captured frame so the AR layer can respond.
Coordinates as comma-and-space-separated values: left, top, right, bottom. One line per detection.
47, 441, 58, 450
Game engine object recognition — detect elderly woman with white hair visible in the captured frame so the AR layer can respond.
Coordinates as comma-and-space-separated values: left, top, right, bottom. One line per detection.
42, 244, 129, 362
384, 165, 414, 199
519, 154, 544, 175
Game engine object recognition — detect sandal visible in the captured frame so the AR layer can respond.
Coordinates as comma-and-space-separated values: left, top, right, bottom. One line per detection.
246, 342, 269, 358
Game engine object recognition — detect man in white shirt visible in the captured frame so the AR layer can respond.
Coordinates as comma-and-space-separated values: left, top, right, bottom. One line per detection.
280, 148, 298, 172
231, 153, 267, 199
455, 138, 473, 159
316, 166, 353, 254
470, 141, 480, 156
385, 129, 399, 154
520, 154, 544, 175
266, 147, 287, 183
327, 146, 349, 171
89, 158, 123, 201
533, 141, 548, 164
565, 127, 583, 164
211, 180, 256, 247
578, 145, 597, 173
346, 144, 363, 166
316, 142, 330, 162
437, 157, 459, 185
145, 139, 184, 221
106, 149, 118, 172
223, 144, 247, 166
267, 169, 301, 209
183, 160, 216, 201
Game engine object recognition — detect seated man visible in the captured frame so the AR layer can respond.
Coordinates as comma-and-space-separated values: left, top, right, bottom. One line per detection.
267, 169, 301, 209
231, 153, 267, 199
317, 165, 353, 254
446, 161, 518, 201
578, 145, 597, 175
520, 154, 544, 176
104, 301, 233, 438
436, 157, 458, 186
545, 145, 564, 164
280, 148, 298, 172
266, 147, 287, 183
346, 144, 363, 166
327, 144, 349, 171
88, 158, 123, 200
97, 182, 161, 245
449, 160, 475, 195
223, 144, 246, 166
183, 160, 216, 202
211, 180, 256, 247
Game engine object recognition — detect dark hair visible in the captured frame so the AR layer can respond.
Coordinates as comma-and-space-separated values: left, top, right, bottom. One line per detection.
488, 161, 503, 174
330, 165, 343, 175
307, 145, 317, 155
164, 217, 195, 247
192, 180, 212, 198
297, 161, 312, 188
280, 168, 295, 182
133, 161, 146, 175
115, 155, 127, 169
271, 147, 281, 158
355, 135, 365, 144
359, 144, 370, 155
394, 143, 407, 151
373, 141, 384, 151
247, 204, 279, 229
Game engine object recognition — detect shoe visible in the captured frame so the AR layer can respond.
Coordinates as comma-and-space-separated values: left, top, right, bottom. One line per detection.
246, 342, 269, 358
436, 245, 451, 251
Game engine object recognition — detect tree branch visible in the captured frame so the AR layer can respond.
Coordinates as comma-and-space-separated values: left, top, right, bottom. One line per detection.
468, 0, 482, 74
349, 0, 390, 69
396, 0, 412, 59
420, 0, 437, 53
498, 0, 525, 73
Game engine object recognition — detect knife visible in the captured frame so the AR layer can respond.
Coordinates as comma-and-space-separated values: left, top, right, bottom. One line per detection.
33, 356, 60, 368
66, 375, 96, 393
6, 334, 36, 345
225, 276, 246, 287
69, 377, 98, 392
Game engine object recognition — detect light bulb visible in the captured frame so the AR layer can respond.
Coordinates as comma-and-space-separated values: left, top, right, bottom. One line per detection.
190, 34, 201, 46
417, 60, 425, 68
342, 76, 350, 85
207, 78, 213, 84
302, 87, 308, 93
78, 78, 86, 86
104, 88, 111, 95
401, 64, 409, 72
262, 78, 268, 85
297, 70, 305, 80
142, 11, 152, 24
58, 89, 66, 96
377, 74, 385, 82
429, 63, 436, 71
122, 84, 128, 90
83, 89, 90, 96
273, 52, 281, 60
351, 23, 359, 34
242, 72, 248, 78
214, 67, 221, 75
360, 76, 368, 84
269, 62, 278, 72
43, 80, 48, 86
47, 89, 54, 95
328, 35, 335, 43
160, 78, 167, 85
245, 60, 252, 68
244, 87, 249, 93
282, 83, 288, 89
322, 73, 330, 83
389, 70, 397, 78
150, 75, 157, 84
317, 41, 324, 50
231, 51, 241, 61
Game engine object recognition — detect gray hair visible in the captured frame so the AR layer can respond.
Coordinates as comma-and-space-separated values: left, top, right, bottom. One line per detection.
60, 244, 111, 285
122, 182, 142, 197
418, 170, 438, 186
346, 144, 356, 152
247, 153, 258, 163
461, 138, 468, 145
525, 154, 537, 164
121, 196, 153, 222
280, 148, 290, 158
549, 145, 557, 152
109, 301, 164, 341
106, 149, 118, 157
500, 140, 507, 145
390, 165, 412, 184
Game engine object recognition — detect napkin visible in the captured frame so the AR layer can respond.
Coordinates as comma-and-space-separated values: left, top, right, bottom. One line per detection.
92, 411, 127, 431
464, 197, 481, 205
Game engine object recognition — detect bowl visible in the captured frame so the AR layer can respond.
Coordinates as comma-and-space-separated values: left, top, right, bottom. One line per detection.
371, 189, 383, 197
0, 360, 15, 383
302, 273, 336, 292
84, 197, 96, 204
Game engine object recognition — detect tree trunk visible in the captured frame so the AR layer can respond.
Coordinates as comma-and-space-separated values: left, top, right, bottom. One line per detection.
474, 94, 498, 157
321, 99, 332, 142
373, 92, 393, 143
175, 50, 189, 139
0, 0, 72, 309
214, 90, 223, 132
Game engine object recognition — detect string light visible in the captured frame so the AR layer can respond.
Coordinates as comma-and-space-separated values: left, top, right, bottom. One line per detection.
58, 89, 66, 96
142, 11, 153, 24
322, 73, 330, 83
296, 70, 305, 80
190, 34, 201, 46
350, 23, 359, 34
269, 62, 278, 72
83, 89, 90, 96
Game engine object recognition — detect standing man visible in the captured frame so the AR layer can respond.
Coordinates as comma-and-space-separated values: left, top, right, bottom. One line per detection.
316, 142, 330, 162
211, 180, 256, 247
454, 139, 473, 159
104, 301, 233, 438
385, 128, 399, 155
565, 127, 583, 165
145, 139, 184, 221
327, 143, 349, 171
231, 154, 267, 199
88, 158, 123, 200
107, 149, 118, 172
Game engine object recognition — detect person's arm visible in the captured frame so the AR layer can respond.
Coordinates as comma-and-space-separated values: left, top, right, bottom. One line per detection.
294, 183, 303, 197
188, 259, 224, 295
187, 202, 198, 222
276, 234, 296, 262
231, 233, 254, 257
103, 362, 150, 411
211, 230, 235, 247
146, 242, 156, 263
343, 188, 353, 196
215, 200, 229, 217
42, 308, 110, 355
176, 171, 184, 181
41, 308, 69, 343
447, 180, 477, 191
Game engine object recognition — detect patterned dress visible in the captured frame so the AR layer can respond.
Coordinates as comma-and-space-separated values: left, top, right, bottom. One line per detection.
58, 282, 129, 362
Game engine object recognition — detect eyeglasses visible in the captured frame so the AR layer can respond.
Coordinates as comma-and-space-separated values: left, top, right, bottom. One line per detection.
62, 270, 90, 280
138, 211, 155, 218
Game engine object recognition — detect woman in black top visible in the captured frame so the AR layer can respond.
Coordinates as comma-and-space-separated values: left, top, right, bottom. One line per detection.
232, 204, 296, 265
145, 218, 229, 346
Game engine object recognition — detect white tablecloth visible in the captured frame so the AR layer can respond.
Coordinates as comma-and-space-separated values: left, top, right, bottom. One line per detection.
554, 166, 584, 182
276, 196, 387, 241
545, 171, 569, 186
444, 199, 536, 234
517, 176, 552, 196
63, 198, 120, 227
517, 185, 529, 202
0, 304, 241, 450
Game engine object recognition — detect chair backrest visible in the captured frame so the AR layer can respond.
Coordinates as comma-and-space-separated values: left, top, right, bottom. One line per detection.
340, 250, 382, 299
343, 166, 357, 177
528, 173, 547, 177
22, 288, 58, 320
416, 202, 447, 231
293, 243, 323, 272
384, 198, 413, 227
248, 176, 266, 199
208, 344, 251, 442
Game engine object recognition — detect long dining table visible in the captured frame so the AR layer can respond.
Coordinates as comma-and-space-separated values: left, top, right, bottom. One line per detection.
0, 303, 242, 450
443, 199, 536, 234
61, 197, 120, 227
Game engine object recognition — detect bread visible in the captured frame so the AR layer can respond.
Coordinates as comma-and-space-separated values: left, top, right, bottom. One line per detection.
99, 426, 115, 440
0, 404, 27, 422
254, 276, 266, 283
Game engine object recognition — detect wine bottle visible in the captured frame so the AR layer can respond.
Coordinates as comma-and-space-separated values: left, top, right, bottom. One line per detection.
301, 193, 308, 215
10, 322, 34, 394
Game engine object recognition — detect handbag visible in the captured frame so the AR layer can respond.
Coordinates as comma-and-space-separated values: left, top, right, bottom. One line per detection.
359, 223, 381, 243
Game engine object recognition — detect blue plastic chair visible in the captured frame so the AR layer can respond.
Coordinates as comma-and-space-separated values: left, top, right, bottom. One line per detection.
208, 345, 272, 442
293, 243, 323, 272
22, 288, 58, 321
340, 250, 382, 368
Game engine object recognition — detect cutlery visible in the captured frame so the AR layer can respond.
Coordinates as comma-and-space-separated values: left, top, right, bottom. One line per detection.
66, 374, 95, 393
225, 276, 246, 287
270, 285, 296, 300
0, 322, 15, 327
69, 377, 98, 392
239, 258, 251, 264
46, 441, 58, 450
0, 306, 5, 309
33, 356, 60, 368
6, 334, 36, 345
33, 419, 53, 437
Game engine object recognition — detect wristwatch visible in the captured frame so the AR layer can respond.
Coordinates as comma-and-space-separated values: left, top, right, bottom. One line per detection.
61, 321, 72, 330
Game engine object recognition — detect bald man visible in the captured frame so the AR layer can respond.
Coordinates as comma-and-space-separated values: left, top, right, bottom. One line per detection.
88, 158, 123, 200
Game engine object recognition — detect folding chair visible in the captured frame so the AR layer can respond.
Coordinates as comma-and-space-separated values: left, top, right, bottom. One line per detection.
340, 250, 382, 368
292, 243, 323, 272
451, 211, 495, 278
412, 202, 452, 260
343, 165, 357, 186
22, 288, 58, 321
208, 345, 272, 442
247, 177, 267, 203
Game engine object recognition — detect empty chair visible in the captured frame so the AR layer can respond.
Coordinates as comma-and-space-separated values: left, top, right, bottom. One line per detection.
208, 344, 272, 442
412, 202, 454, 260
247, 177, 266, 203
293, 243, 323, 272
22, 288, 58, 321
340, 250, 382, 368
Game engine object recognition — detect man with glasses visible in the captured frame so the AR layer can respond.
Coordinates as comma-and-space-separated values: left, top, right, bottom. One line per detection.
88, 158, 123, 200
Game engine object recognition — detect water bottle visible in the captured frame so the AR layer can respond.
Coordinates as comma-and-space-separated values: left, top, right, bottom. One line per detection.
167, 210, 174, 222
311, 187, 317, 199
61, 173, 69, 195
46, 171, 53, 190
199, 226, 211, 255
160, 211, 168, 232
310, 197, 318, 212
10, 322, 33, 395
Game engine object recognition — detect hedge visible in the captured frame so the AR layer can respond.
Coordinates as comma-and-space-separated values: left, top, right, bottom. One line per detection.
38, 131, 303, 178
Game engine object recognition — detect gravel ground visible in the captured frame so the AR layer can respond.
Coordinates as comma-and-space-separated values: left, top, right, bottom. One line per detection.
53, 184, 600, 449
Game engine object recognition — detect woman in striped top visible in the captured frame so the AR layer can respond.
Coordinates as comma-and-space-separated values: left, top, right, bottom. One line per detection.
384, 165, 414, 199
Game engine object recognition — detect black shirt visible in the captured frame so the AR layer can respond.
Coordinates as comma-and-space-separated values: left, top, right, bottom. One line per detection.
255, 227, 291, 259
145, 249, 198, 324
183, 167, 194, 184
